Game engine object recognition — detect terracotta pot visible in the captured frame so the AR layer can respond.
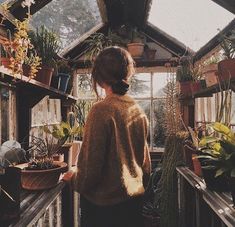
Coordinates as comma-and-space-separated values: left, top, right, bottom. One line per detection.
183, 145, 196, 170
191, 81, 201, 94
178, 81, 192, 95
0, 57, 11, 69
0, 167, 21, 223
218, 59, 235, 82
17, 161, 67, 190
35, 65, 54, 86
202, 64, 218, 87
127, 43, 144, 58
192, 155, 202, 177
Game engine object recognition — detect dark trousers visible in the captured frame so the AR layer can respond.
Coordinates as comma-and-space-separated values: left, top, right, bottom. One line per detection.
80, 196, 144, 227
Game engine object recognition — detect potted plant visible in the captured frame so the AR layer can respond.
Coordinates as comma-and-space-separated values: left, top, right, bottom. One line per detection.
201, 55, 220, 87
56, 59, 73, 93
218, 30, 235, 82
84, 30, 127, 62
16, 120, 79, 191
176, 57, 193, 95
29, 25, 61, 86
44, 118, 80, 167
127, 27, 145, 58
198, 122, 235, 193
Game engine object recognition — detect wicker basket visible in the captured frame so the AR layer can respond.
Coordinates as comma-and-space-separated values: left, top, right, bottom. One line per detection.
17, 161, 67, 190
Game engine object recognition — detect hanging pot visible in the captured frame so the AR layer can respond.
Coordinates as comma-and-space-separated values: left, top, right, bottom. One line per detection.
127, 43, 144, 58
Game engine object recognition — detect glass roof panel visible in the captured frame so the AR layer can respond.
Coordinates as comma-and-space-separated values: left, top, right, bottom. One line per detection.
149, 0, 235, 51
31, 0, 102, 48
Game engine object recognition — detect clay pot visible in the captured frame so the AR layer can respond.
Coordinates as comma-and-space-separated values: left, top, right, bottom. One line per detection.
218, 59, 235, 82
127, 43, 144, 58
202, 64, 218, 87
35, 65, 54, 86
17, 161, 67, 190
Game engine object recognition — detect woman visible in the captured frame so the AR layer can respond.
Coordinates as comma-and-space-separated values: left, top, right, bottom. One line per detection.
64, 46, 151, 227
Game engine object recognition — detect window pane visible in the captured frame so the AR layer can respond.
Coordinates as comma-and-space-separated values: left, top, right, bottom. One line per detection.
129, 73, 150, 98
153, 99, 166, 147
31, 0, 102, 48
137, 100, 150, 145
149, 0, 234, 51
153, 73, 169, 98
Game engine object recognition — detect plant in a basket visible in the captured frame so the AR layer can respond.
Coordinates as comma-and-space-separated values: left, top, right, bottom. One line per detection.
198, 122, 235, 195
218, 30, 235, 82
0, 140, 25, 223
29, 25, 61, 86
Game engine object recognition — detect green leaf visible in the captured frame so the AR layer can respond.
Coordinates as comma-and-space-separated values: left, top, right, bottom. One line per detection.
213, 122, 231, 135
199, 136, 218, 147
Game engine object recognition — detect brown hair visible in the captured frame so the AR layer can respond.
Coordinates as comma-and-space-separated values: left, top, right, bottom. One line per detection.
91, 46, 135, 96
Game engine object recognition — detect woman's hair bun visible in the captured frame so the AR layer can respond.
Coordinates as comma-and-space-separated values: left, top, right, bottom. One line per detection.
111, 80, 129, 95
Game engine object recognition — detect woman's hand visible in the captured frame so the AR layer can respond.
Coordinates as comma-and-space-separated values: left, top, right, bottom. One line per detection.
61, 167, 77, 182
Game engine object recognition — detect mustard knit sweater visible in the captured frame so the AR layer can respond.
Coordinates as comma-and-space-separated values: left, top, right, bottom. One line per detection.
72, 93, 151, 206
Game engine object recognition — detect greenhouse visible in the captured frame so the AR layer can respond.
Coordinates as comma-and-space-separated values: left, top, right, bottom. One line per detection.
0, 0, 235, 226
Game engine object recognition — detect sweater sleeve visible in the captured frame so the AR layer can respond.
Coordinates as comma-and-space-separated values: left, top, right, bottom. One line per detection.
72, 104, 109, 193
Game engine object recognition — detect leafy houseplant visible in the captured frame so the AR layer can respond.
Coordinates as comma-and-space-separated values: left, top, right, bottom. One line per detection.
198, 122, 235, 195
15, 121, 80, 190
127, 27, 145, 58
29, 25, 61, 85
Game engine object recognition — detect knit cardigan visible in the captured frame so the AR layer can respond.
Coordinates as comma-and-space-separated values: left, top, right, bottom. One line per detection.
72, 93, 151, 206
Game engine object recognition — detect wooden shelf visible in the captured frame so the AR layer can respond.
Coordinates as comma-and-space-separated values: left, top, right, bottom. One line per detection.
0, 66, 78, 102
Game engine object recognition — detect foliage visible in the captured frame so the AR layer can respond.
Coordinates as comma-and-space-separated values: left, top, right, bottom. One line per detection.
198, 122, 235, 177
176, 56, 202, 82
0, 1, 41, 79
26, 121, 80, 170
220, 29, 235, 59
203, 54, 221, 66
29, 25, 61, 67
